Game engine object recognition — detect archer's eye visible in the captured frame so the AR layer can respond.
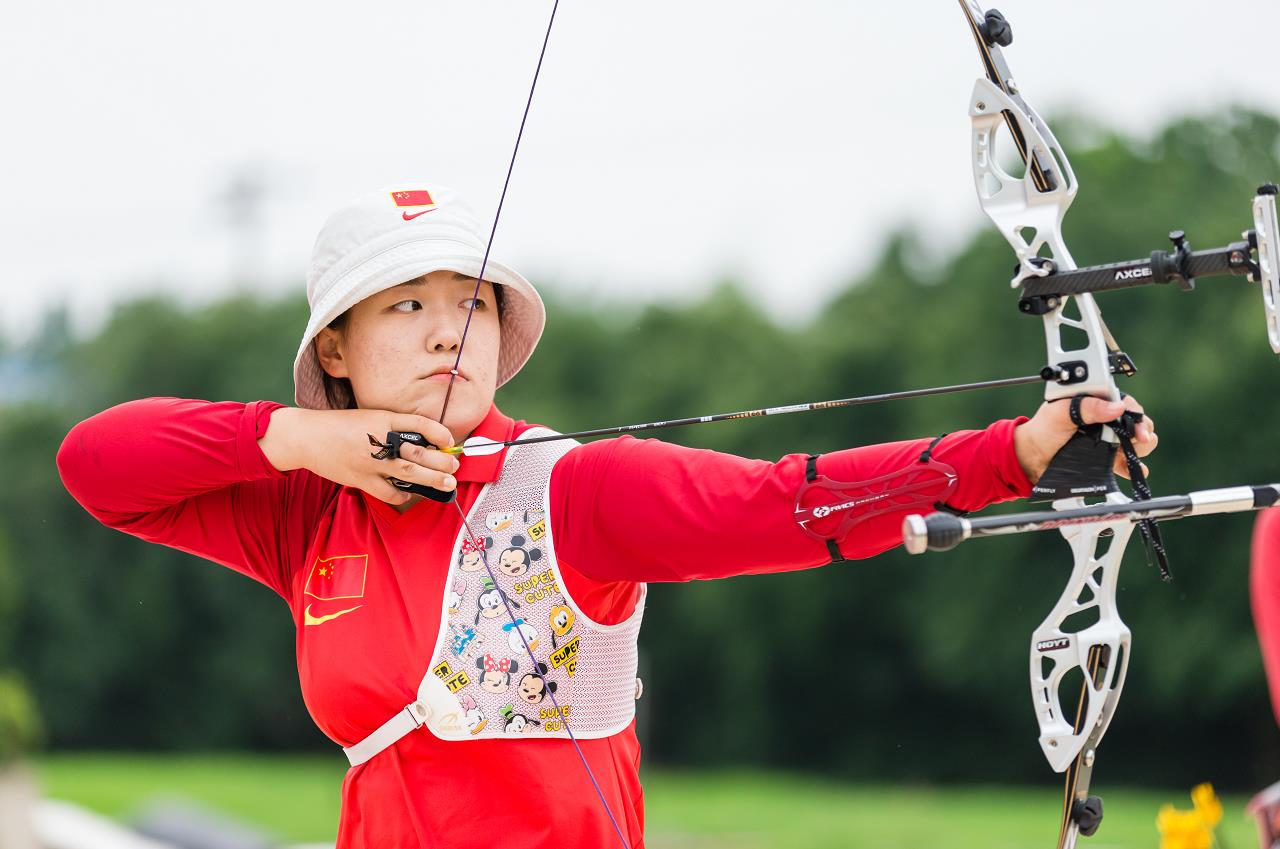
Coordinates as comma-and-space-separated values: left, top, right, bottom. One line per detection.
462, 298, 488, 310
392, 300, 421, 312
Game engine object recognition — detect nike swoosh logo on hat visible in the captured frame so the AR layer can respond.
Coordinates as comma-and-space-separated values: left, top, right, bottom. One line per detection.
402, 209, 436, 221
304, 603, 363, 626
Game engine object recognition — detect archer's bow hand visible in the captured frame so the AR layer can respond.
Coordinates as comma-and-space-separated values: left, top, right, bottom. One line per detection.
1013, 394, 1158, 484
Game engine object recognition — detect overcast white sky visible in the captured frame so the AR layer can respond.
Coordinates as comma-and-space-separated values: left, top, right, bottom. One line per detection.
4, 1, 1280, 344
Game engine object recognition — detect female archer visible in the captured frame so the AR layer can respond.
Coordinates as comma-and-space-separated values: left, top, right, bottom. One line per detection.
56, 182, 1157, 849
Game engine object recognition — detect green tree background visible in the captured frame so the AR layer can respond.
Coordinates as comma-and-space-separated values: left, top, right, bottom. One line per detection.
4, 108, 1279, 788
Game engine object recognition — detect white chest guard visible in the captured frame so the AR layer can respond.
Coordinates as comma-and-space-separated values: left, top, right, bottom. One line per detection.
343, 429, 646, 766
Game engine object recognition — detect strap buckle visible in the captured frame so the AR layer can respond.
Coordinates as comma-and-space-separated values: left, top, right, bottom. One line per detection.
404, 700, 430, 729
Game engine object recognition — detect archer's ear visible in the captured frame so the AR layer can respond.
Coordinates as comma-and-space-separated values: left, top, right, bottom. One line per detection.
314, 327, 349, 379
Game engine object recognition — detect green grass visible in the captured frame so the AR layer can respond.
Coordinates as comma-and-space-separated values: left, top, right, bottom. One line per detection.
32, 753, 1259, 848
642, 773, 1256, 849
34, 753, 345, 843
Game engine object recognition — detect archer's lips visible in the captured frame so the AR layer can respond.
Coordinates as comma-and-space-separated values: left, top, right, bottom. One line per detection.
424, 371, 467, 383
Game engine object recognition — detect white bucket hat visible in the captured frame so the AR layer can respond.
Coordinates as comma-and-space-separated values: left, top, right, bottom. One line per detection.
293, 183, 546, 410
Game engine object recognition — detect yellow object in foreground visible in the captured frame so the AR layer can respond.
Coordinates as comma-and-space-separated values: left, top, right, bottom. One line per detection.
1157, 784, 1223, 849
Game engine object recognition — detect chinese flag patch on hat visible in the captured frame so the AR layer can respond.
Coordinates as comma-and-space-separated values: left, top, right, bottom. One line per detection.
391, 189, 436, 209
391, 189, 437, 221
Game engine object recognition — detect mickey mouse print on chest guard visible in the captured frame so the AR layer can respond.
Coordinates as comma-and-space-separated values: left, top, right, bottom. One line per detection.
418, 428, 646, 744
343, 429, 647, 763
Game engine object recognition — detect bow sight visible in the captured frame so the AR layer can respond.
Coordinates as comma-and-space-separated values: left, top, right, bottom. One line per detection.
1016, 185, 1280, 358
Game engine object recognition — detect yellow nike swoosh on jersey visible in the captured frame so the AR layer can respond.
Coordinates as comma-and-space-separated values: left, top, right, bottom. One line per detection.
303, 604, 363, 626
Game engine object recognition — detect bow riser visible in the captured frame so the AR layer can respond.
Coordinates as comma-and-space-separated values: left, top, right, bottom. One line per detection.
971, 71, 1132, 780
1029, 494, 1134, 772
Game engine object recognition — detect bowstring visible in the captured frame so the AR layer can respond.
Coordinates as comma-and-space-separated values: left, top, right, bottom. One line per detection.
438, 0, 561, 426
435, 2, 632, 846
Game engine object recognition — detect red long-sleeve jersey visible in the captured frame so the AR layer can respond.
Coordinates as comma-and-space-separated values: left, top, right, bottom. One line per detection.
1252, 510, 1280, 725
57, 398, 1031, 848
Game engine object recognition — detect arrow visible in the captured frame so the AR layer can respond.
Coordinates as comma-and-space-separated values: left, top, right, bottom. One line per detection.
443, 373, 1049, 456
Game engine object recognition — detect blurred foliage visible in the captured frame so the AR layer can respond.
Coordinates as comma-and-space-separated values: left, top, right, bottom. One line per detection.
0, 671, 42, 763
0, 523, 42, 762
5, 107, 1280, 788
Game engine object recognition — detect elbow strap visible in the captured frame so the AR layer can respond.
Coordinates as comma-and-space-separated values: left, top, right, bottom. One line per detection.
805, 455, 846, 564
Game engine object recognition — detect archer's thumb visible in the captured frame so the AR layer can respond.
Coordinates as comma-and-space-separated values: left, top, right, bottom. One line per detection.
1077, 397, 1126, 425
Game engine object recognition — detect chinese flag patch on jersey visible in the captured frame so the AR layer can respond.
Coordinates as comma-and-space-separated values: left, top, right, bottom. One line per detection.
304, 554, 369, 601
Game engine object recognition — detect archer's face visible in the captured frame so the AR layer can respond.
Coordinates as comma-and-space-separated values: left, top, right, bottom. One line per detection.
317, 270, 500, 441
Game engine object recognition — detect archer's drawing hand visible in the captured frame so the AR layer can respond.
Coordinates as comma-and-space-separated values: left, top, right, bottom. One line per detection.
257, 407, 460, 505
1013, 395, 1158, 485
